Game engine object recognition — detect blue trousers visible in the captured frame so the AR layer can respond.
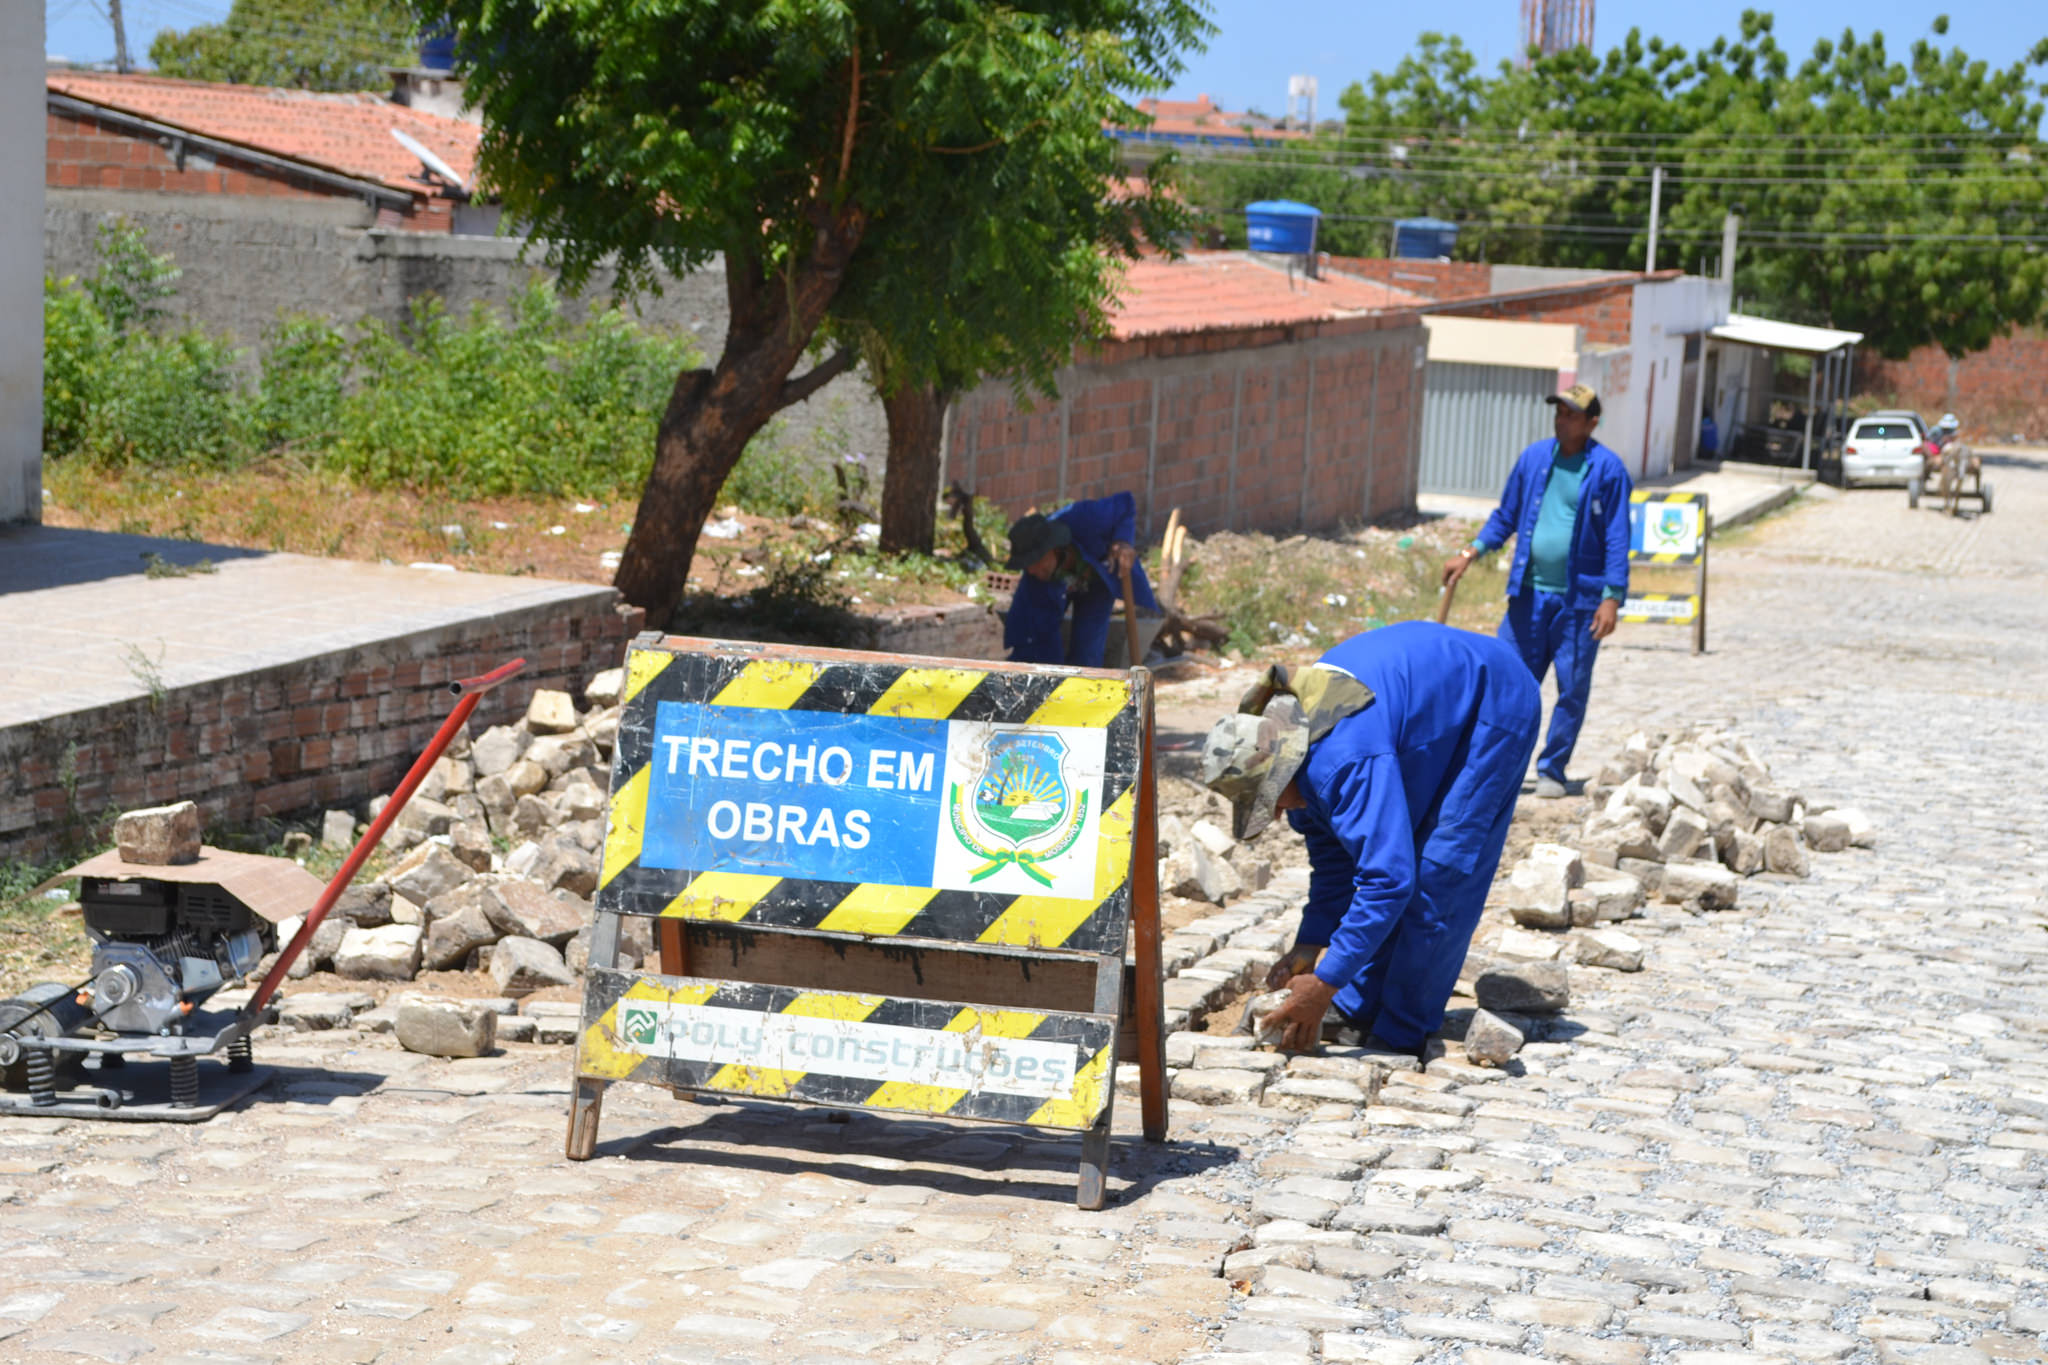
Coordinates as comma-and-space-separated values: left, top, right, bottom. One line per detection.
1498, 591, 1598, 783
1331, 707, 1537, 1049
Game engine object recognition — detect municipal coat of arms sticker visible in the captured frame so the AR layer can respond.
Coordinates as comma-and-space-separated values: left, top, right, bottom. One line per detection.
933, 723, 1106, 899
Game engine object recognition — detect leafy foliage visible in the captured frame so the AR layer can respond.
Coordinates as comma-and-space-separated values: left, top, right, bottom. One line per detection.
421, 0, 1211, 616
148, 0, 416, 92
1179, 10, 2048, 357
43, 225, 706, 497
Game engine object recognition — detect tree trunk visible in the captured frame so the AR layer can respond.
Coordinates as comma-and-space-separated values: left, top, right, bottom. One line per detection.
613, 216, 862, 623
879, 383, 951, 556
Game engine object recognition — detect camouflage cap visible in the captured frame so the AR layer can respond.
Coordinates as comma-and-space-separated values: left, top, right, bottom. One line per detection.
1200, 694, 1309, 842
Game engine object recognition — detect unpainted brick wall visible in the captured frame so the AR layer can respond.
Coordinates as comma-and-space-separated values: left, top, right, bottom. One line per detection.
1855, 331, 2048, 438
1324, 256, 1495, 301
0, 596, 640, 863
944, 314, 1426, 539
1434, 279, 1637, 347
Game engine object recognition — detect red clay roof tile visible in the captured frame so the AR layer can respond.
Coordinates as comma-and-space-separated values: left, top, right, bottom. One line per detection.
1110, 253, 1422, 339
46, 70, 479, 196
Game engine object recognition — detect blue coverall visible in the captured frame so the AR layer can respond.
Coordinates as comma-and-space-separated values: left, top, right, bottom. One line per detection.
1474, 439, 1633, 783
1004, 492, 1160, 668
1288, 623, 1541, 1049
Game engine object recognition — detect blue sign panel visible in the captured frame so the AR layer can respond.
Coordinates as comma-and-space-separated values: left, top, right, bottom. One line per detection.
1628, 497, 1704, 561
642, 702, 950, 886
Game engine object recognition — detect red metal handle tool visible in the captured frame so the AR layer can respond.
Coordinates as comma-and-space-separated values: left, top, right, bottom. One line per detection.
243, 657, 527, 1019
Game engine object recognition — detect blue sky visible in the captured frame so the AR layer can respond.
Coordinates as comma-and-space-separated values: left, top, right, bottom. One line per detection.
1168, 3, 2046, 116
42, 1, 2048, 99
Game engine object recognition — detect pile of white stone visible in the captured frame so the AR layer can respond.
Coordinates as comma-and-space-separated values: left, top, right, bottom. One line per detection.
1495, 725, 1875, 940
269, 667, 652, 1015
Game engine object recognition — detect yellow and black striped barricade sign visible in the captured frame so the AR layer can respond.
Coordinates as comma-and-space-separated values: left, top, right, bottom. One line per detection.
565, 635, 1167, 1209
1625, 491, 1709, 654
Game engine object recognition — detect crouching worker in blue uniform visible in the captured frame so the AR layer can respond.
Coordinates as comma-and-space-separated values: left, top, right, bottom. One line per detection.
1201, 622, 1540, 1055
1003, 492, 1158, 668
1442, 383, 1631, 798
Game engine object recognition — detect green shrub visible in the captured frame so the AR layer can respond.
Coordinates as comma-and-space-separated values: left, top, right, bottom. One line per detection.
314, 281, 701, 497
255, 315, 348, 453
41, 276, 111, 457
720, 423, 839, 517
78, 328, 250, 468
84, 218, 180, 333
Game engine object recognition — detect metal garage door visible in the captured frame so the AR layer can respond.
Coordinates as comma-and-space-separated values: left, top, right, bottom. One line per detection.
1419, 362, 1558, 498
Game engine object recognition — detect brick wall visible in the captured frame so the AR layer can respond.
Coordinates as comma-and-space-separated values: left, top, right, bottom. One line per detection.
1855, 331, 2048, 437
945, 313, 1426, 539
46, 107, 452, 230
1434, 278, 1637, 347
1325, 256, 1495, 301
0, 595, 640, 863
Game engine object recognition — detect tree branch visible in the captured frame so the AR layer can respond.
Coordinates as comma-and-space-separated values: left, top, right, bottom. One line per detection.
778, 348, 856, 408
838, 42, 861, 187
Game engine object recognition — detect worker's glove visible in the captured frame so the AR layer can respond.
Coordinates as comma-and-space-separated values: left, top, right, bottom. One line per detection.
1264, 942, 1323, 991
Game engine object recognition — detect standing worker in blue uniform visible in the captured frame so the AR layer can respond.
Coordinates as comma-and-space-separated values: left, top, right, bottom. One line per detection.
1003, 492, 1158, 668
1201, 622, 1540, 1055
1441, 383, 1632, 798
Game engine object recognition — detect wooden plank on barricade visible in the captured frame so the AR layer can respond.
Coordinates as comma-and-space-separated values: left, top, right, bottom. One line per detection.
564, 635, 1166, 1208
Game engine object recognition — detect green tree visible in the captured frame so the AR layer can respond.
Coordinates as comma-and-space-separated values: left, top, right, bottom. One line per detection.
1179, 11, 2048, 360
148, 0, 415, 92
834, 119, 1199, 555
426, 0, 1210, 621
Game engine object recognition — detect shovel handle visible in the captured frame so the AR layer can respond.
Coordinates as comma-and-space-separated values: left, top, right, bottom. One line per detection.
1433, 575, 1459, 625
1117, 558, 1143, 668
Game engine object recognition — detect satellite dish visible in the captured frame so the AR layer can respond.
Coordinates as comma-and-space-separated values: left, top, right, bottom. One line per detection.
390, 126, 466, 194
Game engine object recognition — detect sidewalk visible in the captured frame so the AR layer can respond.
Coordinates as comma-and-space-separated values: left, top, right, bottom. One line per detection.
1418, 459, 1807, 534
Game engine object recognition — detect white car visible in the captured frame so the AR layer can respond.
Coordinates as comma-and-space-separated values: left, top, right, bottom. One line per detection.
1841, 417, 1926, 487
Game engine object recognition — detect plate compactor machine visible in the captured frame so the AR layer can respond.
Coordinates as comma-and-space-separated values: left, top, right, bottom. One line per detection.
0, 657, 525, 1121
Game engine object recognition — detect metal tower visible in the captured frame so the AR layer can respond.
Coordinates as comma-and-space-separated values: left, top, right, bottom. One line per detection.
1521, 0, 1594, 63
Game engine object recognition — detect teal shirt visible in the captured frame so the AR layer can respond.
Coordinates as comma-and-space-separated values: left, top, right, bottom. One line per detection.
1527, 451, 1586, 595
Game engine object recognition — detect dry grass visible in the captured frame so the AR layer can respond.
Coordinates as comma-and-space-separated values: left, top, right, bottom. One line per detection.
1177, 515, 1510, 660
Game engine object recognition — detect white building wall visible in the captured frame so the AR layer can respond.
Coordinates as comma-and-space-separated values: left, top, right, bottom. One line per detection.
1577, 276, 1730, 482
0, 6, 44, 523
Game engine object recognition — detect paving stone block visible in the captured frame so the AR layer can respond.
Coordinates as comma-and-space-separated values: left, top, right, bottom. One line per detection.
1171, 1068, 1268, 1105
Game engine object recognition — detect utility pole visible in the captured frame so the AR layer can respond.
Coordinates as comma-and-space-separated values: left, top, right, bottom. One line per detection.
1719, 207, 1742, 288
109, 0, 132, 73
1644, 165, 1664, 273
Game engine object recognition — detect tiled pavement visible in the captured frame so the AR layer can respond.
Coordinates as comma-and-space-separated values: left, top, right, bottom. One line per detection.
0, 454, 2043, 1364
0, 525, 612, 727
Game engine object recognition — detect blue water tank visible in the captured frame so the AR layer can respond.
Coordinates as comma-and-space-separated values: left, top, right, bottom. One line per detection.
418, 24, 458, 72
1393, 217, 1459, 260
1245, 200, 1322, 255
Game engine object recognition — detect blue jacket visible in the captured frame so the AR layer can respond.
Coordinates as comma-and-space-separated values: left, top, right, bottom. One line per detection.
1475, 439, 1633, 611
1286, 623, 1540, 990
1005, 492, 1159, 667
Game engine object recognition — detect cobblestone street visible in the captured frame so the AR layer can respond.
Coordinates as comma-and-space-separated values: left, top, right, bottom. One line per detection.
2, 453, 2044, 1365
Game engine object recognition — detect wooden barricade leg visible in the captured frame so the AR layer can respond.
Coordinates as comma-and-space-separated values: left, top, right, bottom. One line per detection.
1132, 681, 1168, 1142
564, 910, 623, 1160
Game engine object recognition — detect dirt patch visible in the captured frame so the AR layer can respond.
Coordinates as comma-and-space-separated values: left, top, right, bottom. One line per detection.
283, 967, 582, 1010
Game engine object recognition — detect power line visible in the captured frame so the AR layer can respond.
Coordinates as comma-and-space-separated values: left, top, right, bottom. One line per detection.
1128, 123, 2038, 146
1307, 211, 2048, 251
1168, 152, 2048, 191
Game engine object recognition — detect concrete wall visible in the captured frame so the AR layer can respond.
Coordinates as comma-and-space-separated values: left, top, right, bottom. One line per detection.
1, 9, 44, 525
44, 189, 889, 465
945, 312, 1428, 539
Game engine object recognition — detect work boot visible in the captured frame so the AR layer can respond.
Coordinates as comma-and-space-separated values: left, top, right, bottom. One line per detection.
1534, 775, 1568, 799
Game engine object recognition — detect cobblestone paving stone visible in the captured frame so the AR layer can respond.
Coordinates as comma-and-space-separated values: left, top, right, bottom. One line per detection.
2, 455, 2044, 1365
